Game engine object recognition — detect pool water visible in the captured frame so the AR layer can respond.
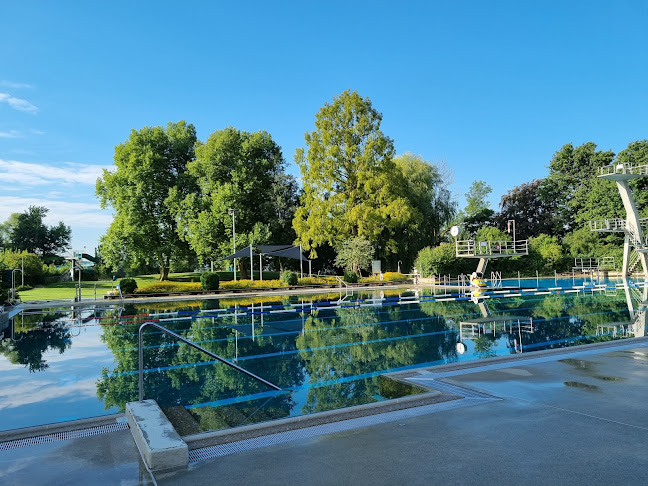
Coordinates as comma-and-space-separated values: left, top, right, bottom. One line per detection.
1, 281, 646, 433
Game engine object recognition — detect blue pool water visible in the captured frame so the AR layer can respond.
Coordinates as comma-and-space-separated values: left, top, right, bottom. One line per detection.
1, 280, 646, 433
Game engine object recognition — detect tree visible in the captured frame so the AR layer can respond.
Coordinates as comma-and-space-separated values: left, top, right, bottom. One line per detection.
293, 90, 412, 260
458, 180, 495, 238
96, 121, 197, 281
335, 236, 375, 275
393, 153, 456, 268
545, 142, 615, 233
6, 206, 71, 256
465, 180, 492, 217
169, 127, 288, 268
496, 179, 561, 240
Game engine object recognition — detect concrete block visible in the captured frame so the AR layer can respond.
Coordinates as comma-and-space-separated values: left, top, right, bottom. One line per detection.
126, 399, 188, 470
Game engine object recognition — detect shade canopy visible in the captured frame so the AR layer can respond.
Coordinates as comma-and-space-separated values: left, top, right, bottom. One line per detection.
219, 244, 308, 262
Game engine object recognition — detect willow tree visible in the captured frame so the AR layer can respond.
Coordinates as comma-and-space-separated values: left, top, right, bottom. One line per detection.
293, 90, 411, 260
96, 121, 197, 280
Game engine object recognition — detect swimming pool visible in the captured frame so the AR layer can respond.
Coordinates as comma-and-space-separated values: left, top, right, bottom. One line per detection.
1, 280, 646, 434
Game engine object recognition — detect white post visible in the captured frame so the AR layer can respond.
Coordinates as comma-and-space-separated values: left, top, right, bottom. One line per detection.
259, 253, 263, 281
299, 244, 303, 278
250, 244, 254, 281
229, 208, 237, 281
21, 256, 24, 287
309, 260, 312, 277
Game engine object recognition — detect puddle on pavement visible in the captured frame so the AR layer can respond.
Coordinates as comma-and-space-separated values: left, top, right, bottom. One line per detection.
559, 358, 598, 371
593, 375, 623, 382
563, 381, 600, 391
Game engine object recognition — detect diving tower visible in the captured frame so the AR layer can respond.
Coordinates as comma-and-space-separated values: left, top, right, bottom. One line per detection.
455, 238, 529, 275
592, 162, 648, 278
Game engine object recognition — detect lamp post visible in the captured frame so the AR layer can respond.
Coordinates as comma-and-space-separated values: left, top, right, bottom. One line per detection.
228, 208, 237, 281
507, 219, 516, 248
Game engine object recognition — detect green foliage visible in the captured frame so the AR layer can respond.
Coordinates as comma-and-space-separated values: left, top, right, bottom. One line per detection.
96, 121, 197, 281
4, 206, 71, 256
414, 244, 457, 277
169, 127, 288, 264
0, 250, 44, 285
293, 90, 412, 259
529, 234, 564, 273
280, 271, 298, 286
335, 236, 374, 275
465, 180, 492, 218
343, 270, 359, 283
119, 278, 138, 294
200, 272, 220, 290
475, 226, 510, 242
393, 153, 456, 267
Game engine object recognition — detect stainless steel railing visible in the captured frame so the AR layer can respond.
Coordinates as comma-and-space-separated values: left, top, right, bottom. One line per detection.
138, 321, 281, 402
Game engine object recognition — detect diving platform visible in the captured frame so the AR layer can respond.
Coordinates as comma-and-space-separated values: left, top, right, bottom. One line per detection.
455, 239, 528, 276
455, 239, 528, 258
594, 163, 648, 278
599, 162, 648, 180
588, 217, 648, 233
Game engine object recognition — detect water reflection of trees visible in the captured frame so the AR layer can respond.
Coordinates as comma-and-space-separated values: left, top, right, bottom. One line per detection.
296, 303, 458, 413
96, 302, 304, 429
0, 312, 70, 372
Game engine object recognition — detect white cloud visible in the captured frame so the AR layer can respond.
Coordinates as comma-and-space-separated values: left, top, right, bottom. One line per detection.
0, 80, 33, 89
0, 130, 22, 138
0, 196, 113, 227
0, 92, 38, 113
0, 158, 107, 186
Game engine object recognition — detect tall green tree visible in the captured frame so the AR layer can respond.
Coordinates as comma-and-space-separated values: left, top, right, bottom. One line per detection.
393, 153, 456, 267
169, 127, 289, 267
545, 142, 615, 234
7, 206, 71, 256
96, 121, 197, 281
459, 180, 494, 237
293, 90, 412, 259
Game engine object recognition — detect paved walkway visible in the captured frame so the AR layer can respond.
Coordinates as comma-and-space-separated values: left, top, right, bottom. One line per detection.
2, 340, 648, 485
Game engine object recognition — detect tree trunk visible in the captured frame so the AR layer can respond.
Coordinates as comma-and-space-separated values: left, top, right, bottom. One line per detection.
239, 260, 248, 279
159, 265, 169, 281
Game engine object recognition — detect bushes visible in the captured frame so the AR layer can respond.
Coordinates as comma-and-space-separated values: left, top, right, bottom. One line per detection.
119, 278, 138, 294
414, 244, 457, 277
200, 272, 220, 290
281, 271, 298, 286
135, 282, 201, 294
343, 270, 358, 283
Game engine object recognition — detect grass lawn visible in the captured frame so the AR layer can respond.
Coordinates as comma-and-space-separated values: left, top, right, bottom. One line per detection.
17, 270, 282, 301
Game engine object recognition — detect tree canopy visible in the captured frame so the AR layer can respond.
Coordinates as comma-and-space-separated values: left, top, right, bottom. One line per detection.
96, 121, 197, 280
2, 206, 71, 256
169, 127, 294, 268
293, 90, 412, 259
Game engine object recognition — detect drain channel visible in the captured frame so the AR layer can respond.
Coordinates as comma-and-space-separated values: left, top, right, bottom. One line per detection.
188, 395, 497, 463
0, 422, 129, 451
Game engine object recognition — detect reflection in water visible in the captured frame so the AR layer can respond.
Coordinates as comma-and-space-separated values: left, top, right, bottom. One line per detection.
1, 280, 647, 432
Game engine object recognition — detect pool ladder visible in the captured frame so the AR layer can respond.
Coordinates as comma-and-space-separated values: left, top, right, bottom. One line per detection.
137, 321, 281, 402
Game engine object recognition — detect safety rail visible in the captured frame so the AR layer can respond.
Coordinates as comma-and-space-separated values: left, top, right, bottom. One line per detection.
588, 218, 629, 232
455, 239, 528, 258
599, 162, 648, 177
138, 321, 281, 402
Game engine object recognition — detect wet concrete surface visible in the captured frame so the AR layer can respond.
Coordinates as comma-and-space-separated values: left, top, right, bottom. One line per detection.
2, 341, 648, 485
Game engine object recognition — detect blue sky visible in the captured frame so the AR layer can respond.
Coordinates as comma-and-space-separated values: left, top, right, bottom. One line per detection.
1, 1, 647, 253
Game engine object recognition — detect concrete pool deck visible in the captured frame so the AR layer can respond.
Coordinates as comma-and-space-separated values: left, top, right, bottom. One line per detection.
2, 338, 648, 485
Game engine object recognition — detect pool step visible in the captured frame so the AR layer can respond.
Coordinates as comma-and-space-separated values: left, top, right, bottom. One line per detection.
163, 406, 202, 436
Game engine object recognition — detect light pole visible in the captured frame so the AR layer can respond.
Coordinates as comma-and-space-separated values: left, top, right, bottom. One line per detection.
11, 268, 23, 302
507, 219, 516, 248
228, 208, 237, 281
397, 260, 402, 274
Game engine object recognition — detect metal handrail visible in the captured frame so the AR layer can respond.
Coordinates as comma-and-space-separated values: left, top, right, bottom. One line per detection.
138, 321, 281, 402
